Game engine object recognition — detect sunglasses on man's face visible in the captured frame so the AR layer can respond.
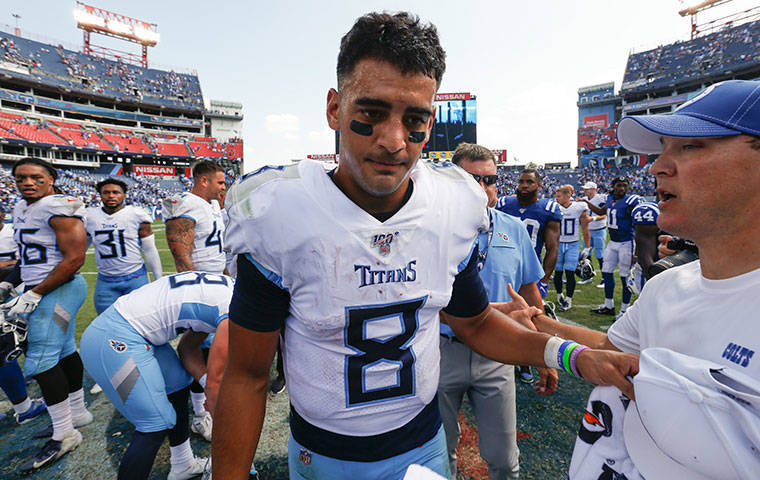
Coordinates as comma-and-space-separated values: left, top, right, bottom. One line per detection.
470, 173, 498, 186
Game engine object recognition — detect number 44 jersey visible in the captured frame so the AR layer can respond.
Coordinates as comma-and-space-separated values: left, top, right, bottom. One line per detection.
13, 194, 85, 285
162, 192, 226, 274
225, 159, 488, 437
85, 205, 153, 276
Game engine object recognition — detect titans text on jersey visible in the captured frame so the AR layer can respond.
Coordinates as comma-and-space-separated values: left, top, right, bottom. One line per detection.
225, 159, 487, 447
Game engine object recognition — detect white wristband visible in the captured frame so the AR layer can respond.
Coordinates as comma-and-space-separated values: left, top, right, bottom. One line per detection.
199, 373, 207, 389
544, 336, 564, 369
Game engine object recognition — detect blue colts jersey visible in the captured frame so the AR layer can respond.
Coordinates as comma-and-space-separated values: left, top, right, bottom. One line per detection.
607, 194, 643, 242
632, 201, 659, 226
495, 196, 562, 259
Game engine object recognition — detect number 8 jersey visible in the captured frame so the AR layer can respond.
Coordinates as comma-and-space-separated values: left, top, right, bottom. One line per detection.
85, 205, 153, 276
162, 192, 225, 273
13, 194, 85, 285
225, 159, 487, 437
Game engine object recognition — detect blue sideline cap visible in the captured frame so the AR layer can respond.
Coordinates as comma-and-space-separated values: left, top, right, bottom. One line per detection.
617, 80, 760, 154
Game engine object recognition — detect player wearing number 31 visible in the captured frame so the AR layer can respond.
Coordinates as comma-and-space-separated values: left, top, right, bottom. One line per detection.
2, 157, 92, 473
85, 178, 162, 315
213, 12, 639, 480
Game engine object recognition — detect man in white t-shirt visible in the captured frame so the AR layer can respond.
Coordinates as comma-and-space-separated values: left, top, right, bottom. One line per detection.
522, 79, 760, 479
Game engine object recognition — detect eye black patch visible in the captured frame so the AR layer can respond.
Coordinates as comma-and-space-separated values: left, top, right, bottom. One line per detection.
350, 120, 373, 136
408, 131, 426, 143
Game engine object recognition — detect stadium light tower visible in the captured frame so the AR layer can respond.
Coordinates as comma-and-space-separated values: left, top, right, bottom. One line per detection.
679, 0, 760, 39
74, 2, 159, 68
11, 13, 21, 36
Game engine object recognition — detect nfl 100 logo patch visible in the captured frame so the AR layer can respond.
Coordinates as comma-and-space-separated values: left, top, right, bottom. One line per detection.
370, 232, 399, 256
299, 448, 312, 465
109, 339, 127, 353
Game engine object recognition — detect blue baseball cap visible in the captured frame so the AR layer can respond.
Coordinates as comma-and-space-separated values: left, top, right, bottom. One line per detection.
617, 80, 760, 154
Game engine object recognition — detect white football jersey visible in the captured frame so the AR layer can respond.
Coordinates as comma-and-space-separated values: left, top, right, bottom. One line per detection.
558, 201, 588, 243
0, 224, 17, 260
13, 194, 85, 285
85, 205, 153, 277
226, 159, 488, 437
162, 192, 225, 273
585, 193, 607, 230
113, 271, 233, 346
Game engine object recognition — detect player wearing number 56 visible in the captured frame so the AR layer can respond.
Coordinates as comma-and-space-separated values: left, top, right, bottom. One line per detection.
85, 177, 162, 315
4, 157, 92, 473
79, 271, 231, 479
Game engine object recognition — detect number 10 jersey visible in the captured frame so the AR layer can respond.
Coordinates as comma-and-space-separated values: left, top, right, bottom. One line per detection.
225, 159, 488, 437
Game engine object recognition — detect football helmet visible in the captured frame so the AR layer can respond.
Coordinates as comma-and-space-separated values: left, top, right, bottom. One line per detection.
0, 310, 27, 367
576, 249, 596, 282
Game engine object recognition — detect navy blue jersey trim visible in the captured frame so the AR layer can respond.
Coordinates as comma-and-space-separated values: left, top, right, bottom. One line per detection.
229, 255, 290, 332
442, 247, 489, 318
290, 394, 441, 462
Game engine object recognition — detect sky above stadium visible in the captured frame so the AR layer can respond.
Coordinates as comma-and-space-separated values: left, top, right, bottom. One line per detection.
6, 0, 759, 171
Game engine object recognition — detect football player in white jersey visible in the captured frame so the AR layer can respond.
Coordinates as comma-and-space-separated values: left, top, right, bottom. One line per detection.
213, 12, 638, 480
1, 157, 92, 473
554, 185, 591, 311
86, 178, 163, 315
0, 210, 17, 270
163, 160, 227, 441
163, 160, 227, 275
581, 182, 607, 286
80, 271, 231, 480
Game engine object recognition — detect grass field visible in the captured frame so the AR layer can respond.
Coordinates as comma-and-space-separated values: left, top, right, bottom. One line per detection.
0, 223, 634, 479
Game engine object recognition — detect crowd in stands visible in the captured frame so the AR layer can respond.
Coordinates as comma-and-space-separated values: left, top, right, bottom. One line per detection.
623, 19, 760, 93
0, 113, 243, 161
495, 164, 656, 199
0, 31, 202, 110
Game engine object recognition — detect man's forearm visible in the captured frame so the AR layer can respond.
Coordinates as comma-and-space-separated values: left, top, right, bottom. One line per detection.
449, 307, 552, 367
31, 255, 84, 296
212, 370, 268, 479
542, 249, 558, 281
531, 314, 616, 350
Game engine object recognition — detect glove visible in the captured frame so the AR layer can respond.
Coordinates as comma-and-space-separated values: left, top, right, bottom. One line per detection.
0, 282, 16, 303
582, 247, 591, 257
538, 280, 549, 299
3, 290, 43, 319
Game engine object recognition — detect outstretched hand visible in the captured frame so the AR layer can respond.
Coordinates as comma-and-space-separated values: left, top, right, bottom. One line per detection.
576, 349, 639, 400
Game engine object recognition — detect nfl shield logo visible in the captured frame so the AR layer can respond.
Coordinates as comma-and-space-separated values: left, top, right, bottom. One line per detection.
370, 232, 398, 256
109, 339, 127, 353
299, 448, 312, 465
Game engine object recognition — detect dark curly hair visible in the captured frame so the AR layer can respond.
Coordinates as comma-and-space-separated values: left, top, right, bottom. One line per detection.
96, 177, 128, 194
337, 12, 446, 90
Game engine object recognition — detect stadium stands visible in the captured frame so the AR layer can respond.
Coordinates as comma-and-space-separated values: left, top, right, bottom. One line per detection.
0, 32, 203, 110
622, 19, 760, 93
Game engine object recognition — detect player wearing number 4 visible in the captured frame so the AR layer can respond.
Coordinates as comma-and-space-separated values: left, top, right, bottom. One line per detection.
2, 157, 92, 473
554, 185, 590, 312
213, 12, 638, 480
85, 178, 163, 315
79, 271, 232, 480
163, 160, 227, 442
